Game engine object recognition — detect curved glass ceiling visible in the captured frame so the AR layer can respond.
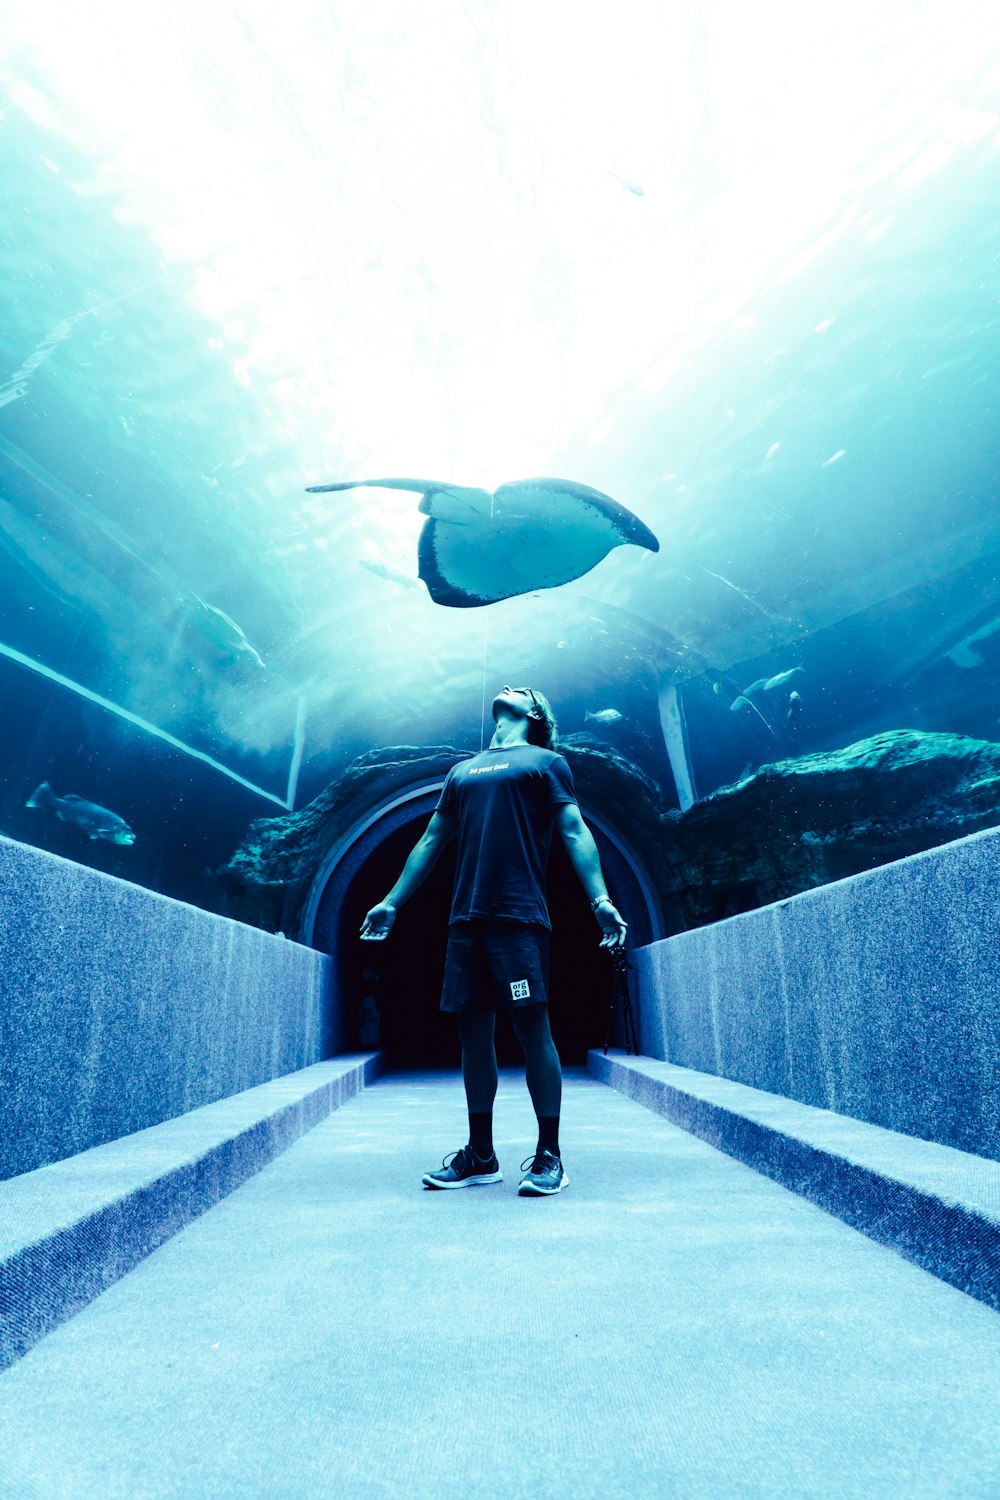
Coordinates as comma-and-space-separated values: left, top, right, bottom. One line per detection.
1, 1, 999, 803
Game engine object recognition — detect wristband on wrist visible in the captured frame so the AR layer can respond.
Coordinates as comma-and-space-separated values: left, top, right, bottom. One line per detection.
590, 895, 612, 911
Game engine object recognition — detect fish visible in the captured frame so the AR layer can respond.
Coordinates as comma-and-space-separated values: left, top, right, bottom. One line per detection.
741, 667, 805, 696
358, 558, 424, 591
26, 782, 136, 845
765, 443, 780, 460
303, 476, 660, 608
183, 595, 266, 668
585, 709, 623, 724
609, 170, 645, 197
821, 449, 846, 467
765, 667, 805, 692
787, 690, 802, 725
945, 617, 1000, 669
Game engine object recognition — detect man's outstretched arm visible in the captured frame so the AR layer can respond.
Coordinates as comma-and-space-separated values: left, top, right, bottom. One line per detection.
360, 809, 456, 940
554, 802, 628, 950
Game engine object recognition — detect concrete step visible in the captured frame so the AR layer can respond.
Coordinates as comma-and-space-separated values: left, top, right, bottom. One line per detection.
5, 1045, 997, 1384
3, 1067, 1000, 1500
591, 1049, 1000, 1309
0, 1053, 383, 1371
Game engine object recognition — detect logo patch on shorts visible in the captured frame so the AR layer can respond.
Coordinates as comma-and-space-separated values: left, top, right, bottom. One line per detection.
510, 979, 530, 1000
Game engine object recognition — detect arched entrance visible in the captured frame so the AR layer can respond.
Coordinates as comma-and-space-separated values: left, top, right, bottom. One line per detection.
302, 784, 661, 1067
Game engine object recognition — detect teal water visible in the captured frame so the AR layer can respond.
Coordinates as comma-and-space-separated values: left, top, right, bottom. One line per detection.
1, 2, 999, 912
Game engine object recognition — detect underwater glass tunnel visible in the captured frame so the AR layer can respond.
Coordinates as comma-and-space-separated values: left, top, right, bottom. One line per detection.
3, 1, 1000, 1065
6, 8, 1000, 1499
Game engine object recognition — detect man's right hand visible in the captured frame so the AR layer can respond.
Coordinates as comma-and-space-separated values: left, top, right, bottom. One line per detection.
360, 902, 397, 941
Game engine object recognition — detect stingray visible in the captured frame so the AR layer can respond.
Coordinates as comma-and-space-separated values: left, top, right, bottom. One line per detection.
303, 476, 660, 607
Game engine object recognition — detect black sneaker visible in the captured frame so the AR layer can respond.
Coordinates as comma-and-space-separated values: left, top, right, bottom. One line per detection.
517, 1149, 569, 1196
422, 1145, 502, 1190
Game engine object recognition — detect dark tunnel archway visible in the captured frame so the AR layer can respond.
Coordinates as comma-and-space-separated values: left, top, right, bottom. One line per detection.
303, 785, 661, 1069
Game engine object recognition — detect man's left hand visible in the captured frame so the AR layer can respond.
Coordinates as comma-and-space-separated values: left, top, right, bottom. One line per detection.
595, 901, 628, 950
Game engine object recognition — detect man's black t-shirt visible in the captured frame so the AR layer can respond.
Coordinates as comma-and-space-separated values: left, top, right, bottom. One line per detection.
435, 745, 578, 929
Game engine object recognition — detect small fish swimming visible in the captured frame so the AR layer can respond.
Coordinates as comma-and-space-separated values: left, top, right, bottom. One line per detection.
303, 476, 660, 608
786, 690, 802, 725
26, 782, 136, 845
821, 449, 846, 467
945, 616, 1000, 669
741, 667, 805, 697
183, 595, 266, 669
359, 558, 423, 591
585, 709, 623, 724
765, 442, 780, 460
609, 170, 645, 197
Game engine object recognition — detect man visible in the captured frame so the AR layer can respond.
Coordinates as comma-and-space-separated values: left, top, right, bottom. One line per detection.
360, 685, 628, 1197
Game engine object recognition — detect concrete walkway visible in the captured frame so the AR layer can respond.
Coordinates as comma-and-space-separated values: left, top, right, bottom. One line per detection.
2, 1067, 1000, 1500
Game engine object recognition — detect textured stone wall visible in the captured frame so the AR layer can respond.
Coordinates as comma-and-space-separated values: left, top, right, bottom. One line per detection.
0, 836, 334, 1181
633, 824, 1000, 1161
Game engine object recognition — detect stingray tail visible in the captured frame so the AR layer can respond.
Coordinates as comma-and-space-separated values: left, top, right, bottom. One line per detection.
304, 478, 438, 495
742, 698, 778, 740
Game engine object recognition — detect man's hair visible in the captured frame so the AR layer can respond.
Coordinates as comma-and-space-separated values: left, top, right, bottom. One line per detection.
526, 689, 558, 749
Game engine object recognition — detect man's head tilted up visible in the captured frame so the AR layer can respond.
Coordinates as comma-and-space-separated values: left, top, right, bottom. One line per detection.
490, 686, 558, 749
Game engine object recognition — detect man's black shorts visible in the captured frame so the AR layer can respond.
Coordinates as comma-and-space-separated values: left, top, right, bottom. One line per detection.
440, 919, 549, 1013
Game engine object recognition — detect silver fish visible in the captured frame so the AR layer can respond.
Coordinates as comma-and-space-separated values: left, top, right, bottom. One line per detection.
303, 476, 660, 608
585, 709, 623, 724
609, 170, 645, 197
26, 782, 136, 845
741, 667, 805, 696
945, 617, 1000, 669
185, 595, 266, 668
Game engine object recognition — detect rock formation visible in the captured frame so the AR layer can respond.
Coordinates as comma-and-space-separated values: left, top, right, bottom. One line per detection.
218, 728, 1000, 938
666, 728, 1000, 929
217, 745, 470, 932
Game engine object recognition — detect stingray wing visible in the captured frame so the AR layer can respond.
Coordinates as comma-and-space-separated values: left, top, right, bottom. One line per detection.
493, 478, 660, 553
418, 477, 659, 608
418, 520, 498, 606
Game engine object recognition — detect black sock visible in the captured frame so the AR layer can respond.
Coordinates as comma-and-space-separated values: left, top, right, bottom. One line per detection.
537, 1115, 560, 1158
468, 1111, 493, 1159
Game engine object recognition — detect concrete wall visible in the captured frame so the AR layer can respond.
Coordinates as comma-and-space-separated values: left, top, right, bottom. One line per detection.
0, 836, 335, 1182
633, 825, 1000, 1161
